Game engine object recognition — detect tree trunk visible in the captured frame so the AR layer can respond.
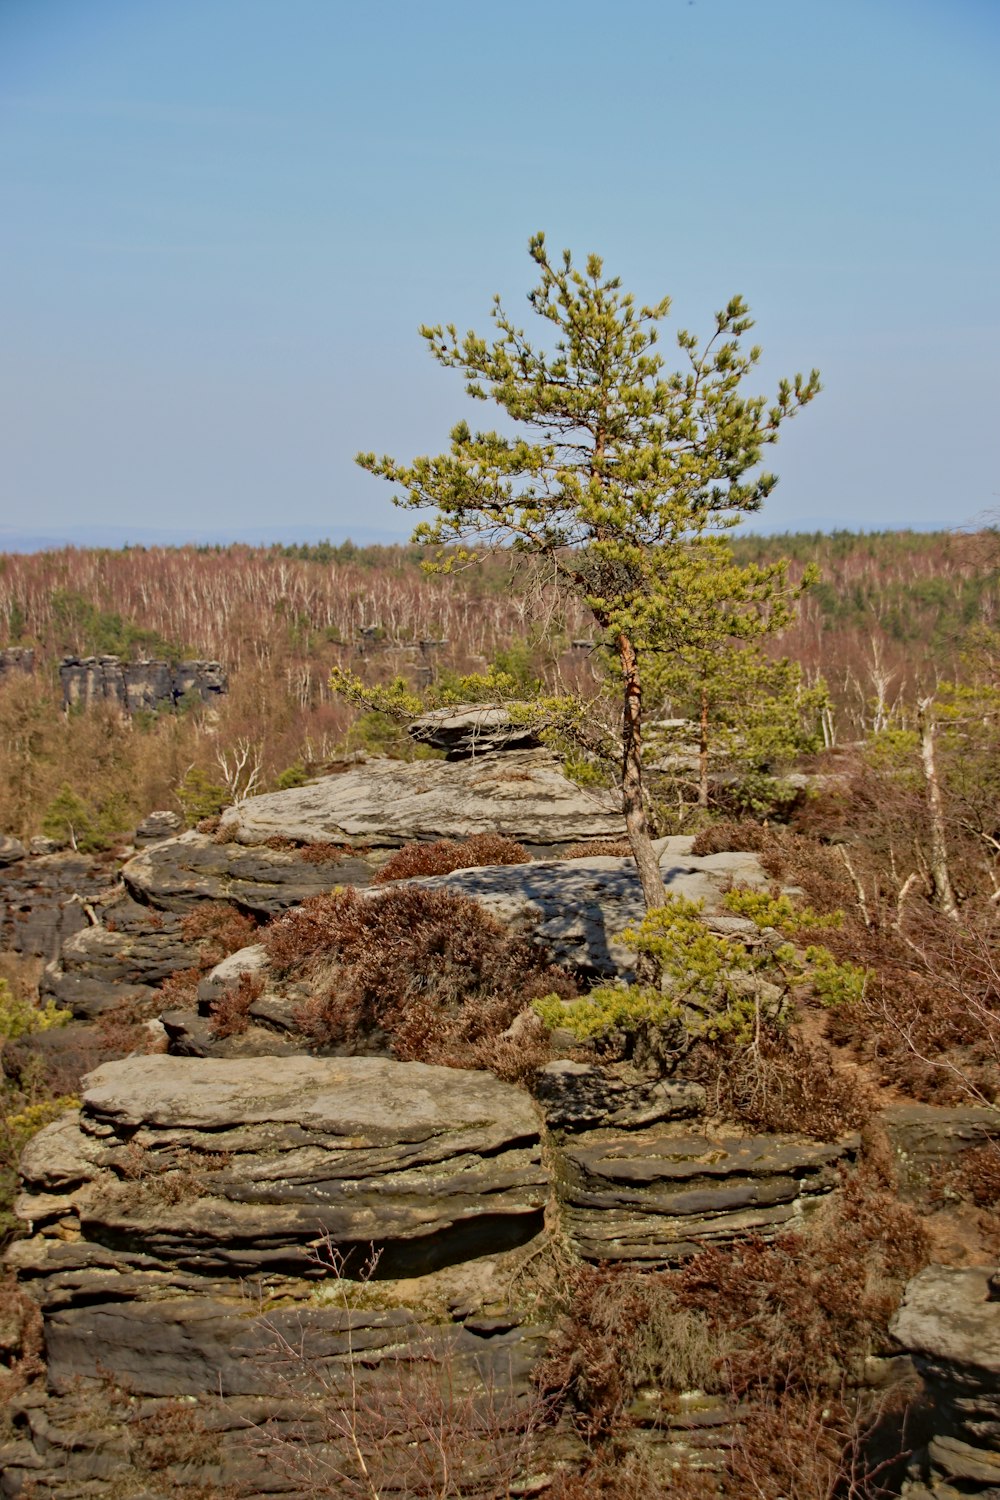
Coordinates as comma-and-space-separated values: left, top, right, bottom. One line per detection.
698, 683, 710, 808
918, 698, 959, 922
618, 632, 666, 909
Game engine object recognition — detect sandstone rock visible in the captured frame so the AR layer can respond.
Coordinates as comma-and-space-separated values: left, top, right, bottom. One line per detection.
884, 1103, 1000, 1195
407, 702, 541, 756
4, 1052, 552, 1496
0, 852, 117, 961
218, 748, 624, 850
892, 1266, 1000, 1496
121, 829, 374, 915
16, 1055, 548, 1276
133, 809, 183, 846
0, 1234, 547, 1497
57, 899, 202, 987
891, 1265, 1000, 1378
560, 1124, 856, 1264
533, 1060, 706, 1133
0, 834, 26, 865
406, 840, 771, 973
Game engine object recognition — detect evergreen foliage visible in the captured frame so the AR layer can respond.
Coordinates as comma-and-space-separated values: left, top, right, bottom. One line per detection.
356, 234, 819, 905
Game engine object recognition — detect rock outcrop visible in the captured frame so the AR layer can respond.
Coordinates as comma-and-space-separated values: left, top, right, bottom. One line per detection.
218, 747, 624, 850
120, 829, 372, 915
0, 851, 117, 962
407, 702, 542, 757
893, 1265, 1000, 1497
407, 835, 770, 972
2, 1055, 550, 1497
59, 656, 227, 714
559, 1124, 857, 1264
42, 897, 201, 1017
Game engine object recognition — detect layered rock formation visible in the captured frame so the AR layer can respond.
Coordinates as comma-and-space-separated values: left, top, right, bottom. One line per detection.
217, 747, 623, 850
120, 829, 370, 915
2, 1056, 551, 1496
893, 1265, 1000, 1497
0, 850, 117, 962
59, 656, 227, 713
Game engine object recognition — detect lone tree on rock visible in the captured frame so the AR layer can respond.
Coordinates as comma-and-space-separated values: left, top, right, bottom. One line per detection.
357, 234, 820, 909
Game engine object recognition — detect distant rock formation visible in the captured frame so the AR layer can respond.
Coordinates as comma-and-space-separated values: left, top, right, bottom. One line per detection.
59, 656, 227, 713
0, 646, 34, 679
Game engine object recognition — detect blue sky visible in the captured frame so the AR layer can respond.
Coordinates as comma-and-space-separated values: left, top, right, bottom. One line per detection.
1, 0, 997, 547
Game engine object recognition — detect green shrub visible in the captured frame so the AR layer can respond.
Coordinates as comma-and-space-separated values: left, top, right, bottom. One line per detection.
177, 767, 229, 823
0, 980, 71, 1040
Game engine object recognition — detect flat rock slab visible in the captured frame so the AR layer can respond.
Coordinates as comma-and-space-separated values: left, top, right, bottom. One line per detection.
121, 829, 374, 915
17, 1055, 548, 1277
560, 1124, 856, 1264
891, 1266, 1000, 1378
218, 748, 624, 849
408, 844, 770, 973
408, 702, 541, 756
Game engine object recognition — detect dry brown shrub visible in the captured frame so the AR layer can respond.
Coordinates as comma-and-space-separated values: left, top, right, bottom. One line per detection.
944, 1141, 1000, 1207
195, 815, 221, 835
673, 1153, 928, 1399
209, 971, 265, 1038
372, 832, 530, 884
157, 965, 203, 1011
0, 1272, 44, 1409
690, 1025, 872, 1139
725, 1385, 915, 1500
94, 1009, 165, 1058
537, 1264, 726, 1441
561, 839, 634, 859
179, 900, 258, 968
545, 1454, 716, 1499
262, 885, 575, 1070
299, 839, 362, 864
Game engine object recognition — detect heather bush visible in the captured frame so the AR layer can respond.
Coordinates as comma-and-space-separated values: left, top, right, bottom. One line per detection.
562, 839, 633, 859
209, 971, 265, 1039
261, 885, 575, 1070
372, 832, 530, 884
178, 901, 258, 968
540, 1150, 926, 1495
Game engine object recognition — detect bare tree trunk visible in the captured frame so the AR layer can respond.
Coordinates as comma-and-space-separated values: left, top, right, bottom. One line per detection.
618, 632, 665, 910
918, 698, 959, 922
698, 683, 710, 808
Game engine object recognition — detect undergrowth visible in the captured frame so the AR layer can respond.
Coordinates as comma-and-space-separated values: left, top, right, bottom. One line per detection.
261, 885, 575, 1077
372, 832, 530, 883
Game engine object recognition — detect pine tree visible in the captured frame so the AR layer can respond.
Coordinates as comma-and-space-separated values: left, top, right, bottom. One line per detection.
357, 235, 820, 907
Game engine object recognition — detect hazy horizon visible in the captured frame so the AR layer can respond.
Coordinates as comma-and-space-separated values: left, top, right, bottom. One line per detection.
2, 1, 998, 544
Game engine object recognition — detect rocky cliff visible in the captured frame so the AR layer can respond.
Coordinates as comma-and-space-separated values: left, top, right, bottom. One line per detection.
59, 656, 227, 713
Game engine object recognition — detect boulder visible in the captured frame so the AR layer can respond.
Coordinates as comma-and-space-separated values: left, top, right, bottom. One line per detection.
892, 1266, 1000, 1496
560, 1124, 857, 1264
121, 829, 374, 915
16, 1054, 549, 1276
0, 834, 27, 865
218, 748, 624, 850
133, 809, 183, 846
407, 703, 541, 756
405, 837, 769, 973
